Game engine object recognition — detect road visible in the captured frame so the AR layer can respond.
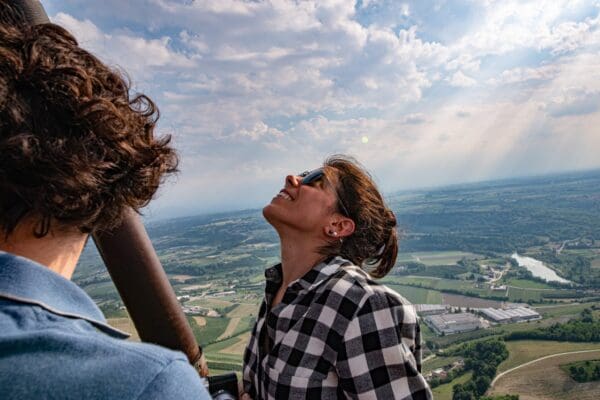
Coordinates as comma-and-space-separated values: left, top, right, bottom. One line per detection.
490, 349, 600, 388
488, 262, 510, 284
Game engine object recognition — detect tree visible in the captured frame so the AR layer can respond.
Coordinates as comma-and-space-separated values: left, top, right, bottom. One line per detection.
474, 376, 491, 396
570, 365, 578, 376
452, 384, 474, 400
581, 308, 594, 323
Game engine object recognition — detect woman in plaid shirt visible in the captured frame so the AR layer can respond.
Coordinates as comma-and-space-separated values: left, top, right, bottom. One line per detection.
242, 155, 432, 399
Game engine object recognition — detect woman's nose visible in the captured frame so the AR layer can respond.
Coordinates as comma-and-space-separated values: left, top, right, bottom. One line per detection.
286, 174, 301, 187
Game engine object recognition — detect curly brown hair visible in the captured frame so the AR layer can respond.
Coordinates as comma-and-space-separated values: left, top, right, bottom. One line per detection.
321, 155, 399, 278
0, 2, 178, 237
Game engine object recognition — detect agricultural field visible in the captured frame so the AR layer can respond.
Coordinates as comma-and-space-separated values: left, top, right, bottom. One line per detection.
503, 278, 555, 289
536, 302, 598, 319
431, 372, 472, 400
497, 340, 600, 373
560, 359, 600, 382
107, 317, 140, 341
386, 274, 571, 303
505, 286, 547, 303
395, 251, 482, 266
386, 283, 443, 304
489, 350, 600, 399
188, 316, 230, 347
227, 303, 259, 318
440, 293, 504, 308
203, 333, 249, 372
422, 356, 461, 373
387, 275, 502, 298
82, 281, 120, 301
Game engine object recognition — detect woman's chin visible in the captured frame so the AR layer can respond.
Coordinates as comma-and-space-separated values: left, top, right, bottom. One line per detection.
262, 203, 289, 229
262, 203, 277, 223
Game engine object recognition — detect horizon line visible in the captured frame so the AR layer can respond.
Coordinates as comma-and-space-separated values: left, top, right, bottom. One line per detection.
145, 166, 600, 224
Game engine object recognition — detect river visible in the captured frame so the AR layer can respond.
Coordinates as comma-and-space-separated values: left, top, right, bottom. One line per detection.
511, 253, 572, 284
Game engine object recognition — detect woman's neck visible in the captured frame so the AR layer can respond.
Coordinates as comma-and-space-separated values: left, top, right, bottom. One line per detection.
279, 234, 326, 288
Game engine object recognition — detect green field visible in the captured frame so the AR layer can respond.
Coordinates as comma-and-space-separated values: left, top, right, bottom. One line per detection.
504, 278, 554, 289
396, 251, 481, 266
83, 281, 119, 300
229, 316, 255, 337
386, 275, 571, 303
490, 350, 600, 400
387, 276, 471, 291
203, 335, 244, 353
386, 283, 443, 304
536, 302, 598, 318
498, 340, 600, 373
227, 303, 260, 318
431, 372, 472, 400
505, 286, 546, 302
188, 316, 230, 346
203, 330, 251, 371
422, 356, 461, 373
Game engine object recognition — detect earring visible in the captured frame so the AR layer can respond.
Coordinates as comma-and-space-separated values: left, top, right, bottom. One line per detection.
328, 231, 338, 237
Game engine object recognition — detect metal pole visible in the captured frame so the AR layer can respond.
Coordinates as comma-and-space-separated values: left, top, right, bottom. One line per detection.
93, 209, 209, 377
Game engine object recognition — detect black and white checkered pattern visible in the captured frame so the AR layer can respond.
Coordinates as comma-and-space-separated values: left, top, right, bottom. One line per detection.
243, 256, 432, 399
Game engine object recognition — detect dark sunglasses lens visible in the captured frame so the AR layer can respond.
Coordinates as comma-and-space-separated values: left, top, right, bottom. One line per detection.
301, 168, 325, 185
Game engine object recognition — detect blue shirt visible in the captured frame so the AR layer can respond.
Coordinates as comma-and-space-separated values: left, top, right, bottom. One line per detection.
0, 251, 212, 400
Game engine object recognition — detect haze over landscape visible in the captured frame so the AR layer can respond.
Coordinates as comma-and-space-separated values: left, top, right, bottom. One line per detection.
43, 0, 600, 218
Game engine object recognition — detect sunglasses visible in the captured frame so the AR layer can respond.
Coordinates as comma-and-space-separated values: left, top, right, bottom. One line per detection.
299, 168, 350, 217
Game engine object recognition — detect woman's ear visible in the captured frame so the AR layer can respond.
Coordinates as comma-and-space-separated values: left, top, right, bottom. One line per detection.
323, 216, 355, 238
337, 217, 355, 238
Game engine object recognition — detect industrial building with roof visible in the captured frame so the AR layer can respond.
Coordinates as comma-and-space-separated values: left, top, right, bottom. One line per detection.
479, 306, 540, 324
414, 304, 448, 316
423, 312, 484, 335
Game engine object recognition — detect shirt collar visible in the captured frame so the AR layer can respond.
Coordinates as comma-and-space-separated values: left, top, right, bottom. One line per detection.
0, 251, 129, 339
264, 256, 353, 294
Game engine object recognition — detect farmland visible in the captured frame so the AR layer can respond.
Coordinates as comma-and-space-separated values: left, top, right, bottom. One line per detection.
395, 251, 481, 266
489, 350, 600, 399
497, 341, 600, 373
77, 169, 600, 397
431, 372, 472, 400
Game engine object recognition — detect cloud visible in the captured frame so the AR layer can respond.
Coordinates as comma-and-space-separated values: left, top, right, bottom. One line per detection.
453, 0, 600, 57
403, 113, 427, 124
488, 65, 560, 85
52, 12, 195, 75
448, 71, 477, 87
237, 122, 284, 140
545, 91, 600, 117
43, 0, 600, 216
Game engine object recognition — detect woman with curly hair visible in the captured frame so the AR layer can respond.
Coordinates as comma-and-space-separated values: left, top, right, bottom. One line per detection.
0, 2, 210, 398
242, 156, 432, 399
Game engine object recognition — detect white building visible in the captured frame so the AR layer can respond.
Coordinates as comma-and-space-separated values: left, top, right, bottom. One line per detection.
479, 306, 540, 324
424, 313, 484, 335
414, 304, 448, 316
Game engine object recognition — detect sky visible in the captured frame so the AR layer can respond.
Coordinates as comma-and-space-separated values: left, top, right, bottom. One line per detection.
42, 0, 600, 219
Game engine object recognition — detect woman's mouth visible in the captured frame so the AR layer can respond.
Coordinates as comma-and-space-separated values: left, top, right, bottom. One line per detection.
276, 190, 292, 201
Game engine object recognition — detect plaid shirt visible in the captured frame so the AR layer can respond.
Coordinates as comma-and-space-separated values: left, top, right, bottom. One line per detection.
243, 256, 432, 399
